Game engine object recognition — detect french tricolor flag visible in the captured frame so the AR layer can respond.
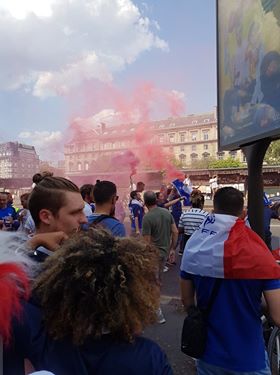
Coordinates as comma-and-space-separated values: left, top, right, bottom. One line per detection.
181, 214, 280, 279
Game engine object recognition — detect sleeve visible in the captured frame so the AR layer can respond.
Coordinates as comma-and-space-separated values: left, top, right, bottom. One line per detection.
150, 343, 173, 375
263, 279, 280, 291
178, 213, 184, 228
141, 216, 152, 236
4, 303, 30, 375
113, 223, 126, 237
180, 270, 193, 280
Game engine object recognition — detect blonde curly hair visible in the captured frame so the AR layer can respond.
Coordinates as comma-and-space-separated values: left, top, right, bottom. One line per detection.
33, 228, 160, 345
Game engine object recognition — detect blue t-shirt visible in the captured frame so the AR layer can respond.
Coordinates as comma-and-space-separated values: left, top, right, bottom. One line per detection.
87, 214, 126, 237
181, 271, 280, 372
0, 206, 17, 220
4, 300, 173, 375
129, 200, 144, 230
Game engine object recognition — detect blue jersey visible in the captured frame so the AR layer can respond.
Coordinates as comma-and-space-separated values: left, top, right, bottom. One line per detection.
181, 271, 280, 372
129, 200, 144, 230
0, 206, 17, 220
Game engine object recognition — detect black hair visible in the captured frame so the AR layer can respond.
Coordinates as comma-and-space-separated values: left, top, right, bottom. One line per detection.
130, 190, 138, 200
93, 181, 117, 205
214, 187, 244, 217
80, 184, 94, 200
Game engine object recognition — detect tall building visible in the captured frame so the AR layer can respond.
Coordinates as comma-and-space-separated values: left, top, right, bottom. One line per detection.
0, 142, 39, 179
64, 110, 244, 178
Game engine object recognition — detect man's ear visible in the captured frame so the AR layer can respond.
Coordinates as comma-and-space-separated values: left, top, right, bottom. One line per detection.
38, 209, 53, 225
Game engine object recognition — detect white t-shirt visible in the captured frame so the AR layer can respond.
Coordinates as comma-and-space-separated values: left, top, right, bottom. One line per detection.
83, 201, 93, 217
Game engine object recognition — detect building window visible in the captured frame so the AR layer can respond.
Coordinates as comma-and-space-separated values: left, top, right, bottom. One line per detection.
229, 150, 237, 158
190, 153, 198, 160
192, 120, 197, 124
179, 154, 186, 165
202, 152, 210, 159
180, 133, 186, 142
180, 145, 185, 152
203, 131, 209, 141
191, 144, 196, 151
168, 133, 175, 143
204, 144, 208, 150
159, 134, 165, 143
191, 132, 197, 141
85, 162, 89, 171
217, 151, 225, 160
169, 146, 173, 152
77, 162, 82, 171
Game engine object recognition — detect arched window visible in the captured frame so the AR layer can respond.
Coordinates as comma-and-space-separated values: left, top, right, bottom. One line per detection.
77, 162, 82, 171
179, 154, 186, 165
84, 161, 89, 171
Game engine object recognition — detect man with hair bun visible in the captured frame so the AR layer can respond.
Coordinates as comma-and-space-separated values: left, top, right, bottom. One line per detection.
27, 175, 87, 261
87, 180, 126, 237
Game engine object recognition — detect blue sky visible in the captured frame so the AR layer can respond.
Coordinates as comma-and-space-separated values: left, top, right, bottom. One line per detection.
0, 0, 216, 160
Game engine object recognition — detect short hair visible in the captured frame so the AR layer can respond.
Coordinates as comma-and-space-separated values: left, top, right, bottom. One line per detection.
80, 184, 94, 200
28, 176, 80, 228
130, 190, 138, 200
190, 191, 205, 209
144, 191, 157, 206
20, 193, 30, 200
136, 181, 145, 190
33, 228, 160, 345
93, 181, 116, 205
214, 187, 244, 216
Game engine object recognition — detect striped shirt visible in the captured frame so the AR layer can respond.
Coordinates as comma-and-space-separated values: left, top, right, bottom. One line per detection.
178, 208, 208, 235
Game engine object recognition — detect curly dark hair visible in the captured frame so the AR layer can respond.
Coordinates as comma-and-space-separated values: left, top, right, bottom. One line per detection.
33, 228, 160, 345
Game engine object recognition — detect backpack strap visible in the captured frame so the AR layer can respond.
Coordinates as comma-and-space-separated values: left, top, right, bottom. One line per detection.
91, 214, 119, 226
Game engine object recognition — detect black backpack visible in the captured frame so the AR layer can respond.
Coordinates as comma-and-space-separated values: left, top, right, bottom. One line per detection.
181, 279, 222, 358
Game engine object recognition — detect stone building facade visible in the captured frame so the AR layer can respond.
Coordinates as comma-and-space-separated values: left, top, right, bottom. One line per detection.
64, 110, 244, 178
0, 142, 39, 179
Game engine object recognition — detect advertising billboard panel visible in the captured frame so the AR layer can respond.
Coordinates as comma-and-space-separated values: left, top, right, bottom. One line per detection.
217, 0, 280, 150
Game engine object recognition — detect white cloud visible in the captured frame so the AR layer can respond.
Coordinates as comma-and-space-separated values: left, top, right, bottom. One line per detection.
18, 130, 63, 160
0, 0, 55, 19
0, 0, 168, 97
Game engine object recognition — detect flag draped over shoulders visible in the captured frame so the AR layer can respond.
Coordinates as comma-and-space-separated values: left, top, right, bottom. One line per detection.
180, 213, 280, 279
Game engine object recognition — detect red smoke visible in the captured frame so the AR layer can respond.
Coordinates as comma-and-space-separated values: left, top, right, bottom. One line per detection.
67, 80, 185, 181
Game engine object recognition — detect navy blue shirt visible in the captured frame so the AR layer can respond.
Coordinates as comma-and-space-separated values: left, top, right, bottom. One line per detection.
4, 300, 173, 375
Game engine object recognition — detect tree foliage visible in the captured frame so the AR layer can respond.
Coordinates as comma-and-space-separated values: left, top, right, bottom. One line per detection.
208, 157, 243, 169
264, 140, 280, 165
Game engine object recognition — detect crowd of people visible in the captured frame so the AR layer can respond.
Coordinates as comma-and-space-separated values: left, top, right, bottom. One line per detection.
0, 172, 279, 374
